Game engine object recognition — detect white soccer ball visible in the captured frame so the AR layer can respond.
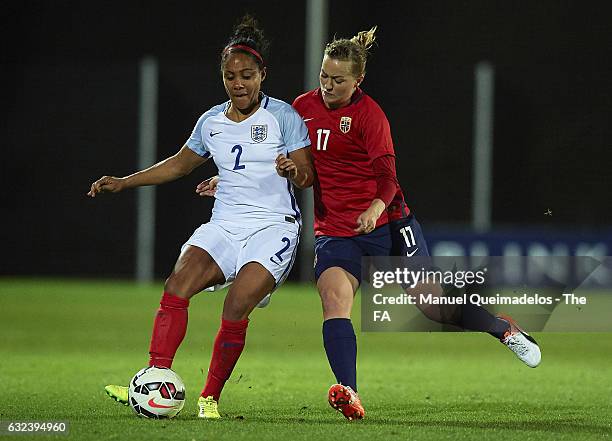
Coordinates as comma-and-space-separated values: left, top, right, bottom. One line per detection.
128, 366, 186, 419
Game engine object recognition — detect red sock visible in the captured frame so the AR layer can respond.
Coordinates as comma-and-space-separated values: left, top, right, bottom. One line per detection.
148, 292, 190, 368
201, 318, 249, 401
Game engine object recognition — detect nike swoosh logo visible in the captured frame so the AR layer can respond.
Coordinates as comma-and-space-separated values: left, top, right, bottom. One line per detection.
148, 398, 177, 409
406, 248, 419, 257
303, 118, 314, 122
209, 131, 222, 137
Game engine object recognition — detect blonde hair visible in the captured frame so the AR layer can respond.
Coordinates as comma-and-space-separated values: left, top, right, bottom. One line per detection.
324, 26, 377, 78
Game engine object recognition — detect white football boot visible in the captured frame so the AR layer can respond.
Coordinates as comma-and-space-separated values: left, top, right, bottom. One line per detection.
498, 315, 541, 368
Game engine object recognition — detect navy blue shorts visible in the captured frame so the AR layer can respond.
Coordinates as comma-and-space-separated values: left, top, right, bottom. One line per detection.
389, 215, 430, 257
314, 214, 430, 283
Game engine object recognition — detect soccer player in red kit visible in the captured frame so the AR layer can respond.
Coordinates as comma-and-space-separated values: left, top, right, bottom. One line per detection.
198, 26, 541, 421
291, 27, 541, 421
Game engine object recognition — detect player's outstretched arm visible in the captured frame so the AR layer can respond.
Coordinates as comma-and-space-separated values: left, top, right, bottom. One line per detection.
276, 147, 315, 189
87, 146, 207, 197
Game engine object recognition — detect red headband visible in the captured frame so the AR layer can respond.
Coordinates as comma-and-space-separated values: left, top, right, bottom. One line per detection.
222, 44, 265, 66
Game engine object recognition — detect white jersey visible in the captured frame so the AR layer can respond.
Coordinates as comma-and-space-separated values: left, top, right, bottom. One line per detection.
186, 93, 310, 224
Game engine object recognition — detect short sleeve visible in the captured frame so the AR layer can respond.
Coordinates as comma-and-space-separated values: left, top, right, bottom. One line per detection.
279, 106, 311, 153
185, 103, 226, 157
360, 99, 395, 160
185, 113, 210, 158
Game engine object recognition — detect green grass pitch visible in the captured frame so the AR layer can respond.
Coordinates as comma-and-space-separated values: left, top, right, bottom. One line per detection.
1, 278, 611, 440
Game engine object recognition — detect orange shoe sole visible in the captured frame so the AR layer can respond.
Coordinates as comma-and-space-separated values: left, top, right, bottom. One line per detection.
328, 384, 365, 420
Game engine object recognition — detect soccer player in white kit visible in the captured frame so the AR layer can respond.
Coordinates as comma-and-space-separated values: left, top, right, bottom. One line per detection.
88, 16, 314, 418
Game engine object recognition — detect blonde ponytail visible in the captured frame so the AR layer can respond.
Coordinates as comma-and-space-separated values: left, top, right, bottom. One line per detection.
325, 26, 379, 77
350, 26, 377, 52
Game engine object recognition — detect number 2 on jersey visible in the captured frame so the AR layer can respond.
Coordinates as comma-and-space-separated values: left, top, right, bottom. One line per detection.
231, 145, 246, 170
316, 129, 330, 151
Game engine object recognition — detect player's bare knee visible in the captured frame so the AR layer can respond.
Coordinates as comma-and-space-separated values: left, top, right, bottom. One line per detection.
164, 270, 211, 299
319, 286, 347, 305
319, 287, 352, 317
221, 298, 251, 321
164, 274, 195, 299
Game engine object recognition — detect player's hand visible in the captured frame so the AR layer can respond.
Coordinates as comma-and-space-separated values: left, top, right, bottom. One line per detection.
354, 200, 386, 234
87, 176, 126, 197
275, 154, 297, 179
195, 176, 219, 197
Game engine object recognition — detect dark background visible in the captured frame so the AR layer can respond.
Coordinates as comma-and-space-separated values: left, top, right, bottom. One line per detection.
2, 0, 611, 277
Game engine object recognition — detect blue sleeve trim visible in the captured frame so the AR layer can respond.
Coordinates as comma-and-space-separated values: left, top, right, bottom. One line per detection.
186, 140, 208, 157
286, 140, 311, 153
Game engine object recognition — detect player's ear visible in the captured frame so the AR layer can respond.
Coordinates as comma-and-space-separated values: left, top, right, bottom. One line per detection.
260, 67, 267, 82
355, 74, 364, 88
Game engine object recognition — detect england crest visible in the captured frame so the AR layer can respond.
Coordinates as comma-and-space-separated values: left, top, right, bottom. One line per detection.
251, 124, 267, 143
339, 116, 352, 134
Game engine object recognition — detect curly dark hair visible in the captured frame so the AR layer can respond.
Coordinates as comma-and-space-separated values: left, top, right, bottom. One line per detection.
221, 14, 270, 70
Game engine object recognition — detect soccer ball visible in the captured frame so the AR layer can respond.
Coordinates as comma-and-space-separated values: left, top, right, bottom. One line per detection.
128, 366, 186, 419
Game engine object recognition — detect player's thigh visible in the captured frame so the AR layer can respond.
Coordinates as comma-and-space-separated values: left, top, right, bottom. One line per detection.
317, 266, 359, 319
223, 262, 276, 320
237, 222, 300, 290
183, 222, 243, 282
166, 223, 237, 298
389, 216, 453, 320
314, 236, 364, 283
314, 236, 363, 317
222, 223, 299, 319
389, 214, 430, 257
165, 246, 225, 298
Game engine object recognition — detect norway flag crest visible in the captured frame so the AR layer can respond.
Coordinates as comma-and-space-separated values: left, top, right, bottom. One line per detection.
251, 124, 268, 143
339, 116, 352, 134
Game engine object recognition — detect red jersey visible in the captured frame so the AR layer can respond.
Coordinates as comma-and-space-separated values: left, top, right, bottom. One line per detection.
293, 88, 410, 237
